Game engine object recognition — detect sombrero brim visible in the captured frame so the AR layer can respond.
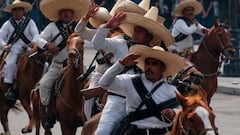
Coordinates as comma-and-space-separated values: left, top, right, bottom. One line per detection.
89, 7, 111, 28
174, 0, 203, 17
3, 2, 32, 13
40, 0, 90, 21
120, 12, 174, 47
130, 45, 184, 76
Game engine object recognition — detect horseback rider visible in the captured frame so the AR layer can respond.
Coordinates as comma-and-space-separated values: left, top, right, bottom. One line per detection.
168, 0, 208, 57
91, 2, 174, 135
0, 0, 39, 102
99, 45, 184, 135
33, 0, 90, 129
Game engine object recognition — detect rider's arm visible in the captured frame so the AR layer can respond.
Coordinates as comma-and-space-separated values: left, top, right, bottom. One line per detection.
175, 19, 198, 35
0, 21, 10, 47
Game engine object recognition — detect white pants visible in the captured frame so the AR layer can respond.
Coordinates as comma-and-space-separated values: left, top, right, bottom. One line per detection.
95, 95, 126, 135
84, 62, 109, 120
4, 51, 18, 84
39, 62, 63, 105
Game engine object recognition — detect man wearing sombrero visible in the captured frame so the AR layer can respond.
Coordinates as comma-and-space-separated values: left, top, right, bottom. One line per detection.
98, 45, 184, 135
33, 0, 90, 128
75, 3, 122, 120
168, 0, 208, 57
0, 0, 39, 102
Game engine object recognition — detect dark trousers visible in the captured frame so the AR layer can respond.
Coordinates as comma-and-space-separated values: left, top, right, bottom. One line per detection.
128, 126, 171, 135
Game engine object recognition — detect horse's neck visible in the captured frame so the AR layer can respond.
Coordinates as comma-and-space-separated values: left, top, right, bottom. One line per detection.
171, 111, 182, 135
193, 41, 221, 72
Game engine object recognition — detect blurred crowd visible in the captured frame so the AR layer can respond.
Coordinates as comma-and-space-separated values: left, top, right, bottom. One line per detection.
0, 0, 239, 31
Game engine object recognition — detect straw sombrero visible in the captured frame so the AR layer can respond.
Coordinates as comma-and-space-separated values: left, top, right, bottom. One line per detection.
3, 0, 32, 13
130, 45, 184, 76
40, 0, 91, 21
113, 0, 165, 23
89, 7, 112, 28
120, 7, 174, 47
174, 0, 203, 17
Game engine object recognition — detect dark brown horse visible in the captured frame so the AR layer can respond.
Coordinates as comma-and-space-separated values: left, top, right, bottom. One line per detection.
0, 46, 46, 134
31, 33, 86, 135
190, 21, 234, 104
171, 90, 218, 135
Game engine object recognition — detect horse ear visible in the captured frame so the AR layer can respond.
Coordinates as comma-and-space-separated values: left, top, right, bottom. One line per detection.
197, 88, 208, 104
214, 19, 218, 28
176, 92, 188, 110
223, 18, 228, 25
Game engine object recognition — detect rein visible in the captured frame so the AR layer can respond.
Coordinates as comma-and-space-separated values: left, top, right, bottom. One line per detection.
200, 30, 226, 77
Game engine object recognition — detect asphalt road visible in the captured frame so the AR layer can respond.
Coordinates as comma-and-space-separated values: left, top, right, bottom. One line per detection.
0, 93, 239, 135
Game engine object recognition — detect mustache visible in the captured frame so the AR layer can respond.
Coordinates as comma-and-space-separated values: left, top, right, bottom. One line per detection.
145, 69, 154, 74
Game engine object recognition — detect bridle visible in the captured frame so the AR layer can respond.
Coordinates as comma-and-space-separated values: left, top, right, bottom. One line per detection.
67, 47, 82, 68
201, 24, 231, 77
178, 112, 219, 135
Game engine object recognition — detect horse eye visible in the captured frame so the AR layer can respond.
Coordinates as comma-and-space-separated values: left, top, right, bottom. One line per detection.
188, 117, 195, 122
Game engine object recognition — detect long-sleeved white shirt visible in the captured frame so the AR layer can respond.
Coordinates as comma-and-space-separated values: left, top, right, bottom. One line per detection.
91, 27, 128, 62
170, 18, 206, 53
0, 17, 39, 53
34, 22, 71, 63
99, 62, 179, 129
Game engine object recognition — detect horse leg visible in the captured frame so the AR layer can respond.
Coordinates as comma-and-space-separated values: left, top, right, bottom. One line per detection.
60, 123, 77, 135
20, 97, 33, 134
81, 112, 101, 135
0, 108, 10, 135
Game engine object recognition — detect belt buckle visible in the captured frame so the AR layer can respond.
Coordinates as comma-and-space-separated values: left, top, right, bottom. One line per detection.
145, 92, 152, 99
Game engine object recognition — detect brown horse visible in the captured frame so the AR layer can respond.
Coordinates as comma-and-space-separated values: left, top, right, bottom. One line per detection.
190, 21, 234, 104
31, 33, 86, 135
0, 46, 46, 134
170, 90, 218, 135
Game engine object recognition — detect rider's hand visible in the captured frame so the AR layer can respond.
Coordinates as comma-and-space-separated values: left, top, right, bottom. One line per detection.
82, 3, 99, 21
104, 12, 126, 29
3, 44, 11, 52
161, 108, 176, 121
119, 53, 140, 67
44, 42, 59, 55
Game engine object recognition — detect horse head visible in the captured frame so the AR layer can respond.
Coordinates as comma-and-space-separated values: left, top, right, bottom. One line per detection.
206, 20, 235, 60
173, 91, 218, 135
67, 33, 84, 68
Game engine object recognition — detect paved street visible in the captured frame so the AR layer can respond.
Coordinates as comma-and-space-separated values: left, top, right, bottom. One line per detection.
1, 48, 240, 134
0, 93, 239, 135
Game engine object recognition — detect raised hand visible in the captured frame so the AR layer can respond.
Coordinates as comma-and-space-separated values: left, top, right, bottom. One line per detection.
119, 53, 140, 67
104, 11, 126, 29
82, 3, 99, 21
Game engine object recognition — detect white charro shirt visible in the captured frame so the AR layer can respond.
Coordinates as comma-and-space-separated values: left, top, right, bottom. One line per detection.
170, 18, 206, 53
34, 22, 73, 63
92, 27, 129, 62
99, 62, 180, 129
0, 17, 39, 53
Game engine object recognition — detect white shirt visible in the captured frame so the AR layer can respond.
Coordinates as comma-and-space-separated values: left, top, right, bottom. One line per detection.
0, 17, 39, 53
34, 22, 70, 63
170, 18, 206, 53
74, 19, 97, 41
99, 62, 179, 129
92, 27, 129, 62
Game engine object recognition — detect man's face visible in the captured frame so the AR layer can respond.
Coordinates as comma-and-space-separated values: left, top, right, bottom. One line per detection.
144, 58, 166, 83
183, 7, 195, 19
11, 7, 25, 20
132, 26, 153, 45
59, 9, 74, 23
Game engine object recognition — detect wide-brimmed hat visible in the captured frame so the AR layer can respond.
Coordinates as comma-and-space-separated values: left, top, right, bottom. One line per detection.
174, 0, 203, 17
120, 7, 174, 47
130, 45, 184, 76
40, 0, 90, 21
3, 0, 32, 13
89, 7, 112, 28
113, 0, 165, 23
